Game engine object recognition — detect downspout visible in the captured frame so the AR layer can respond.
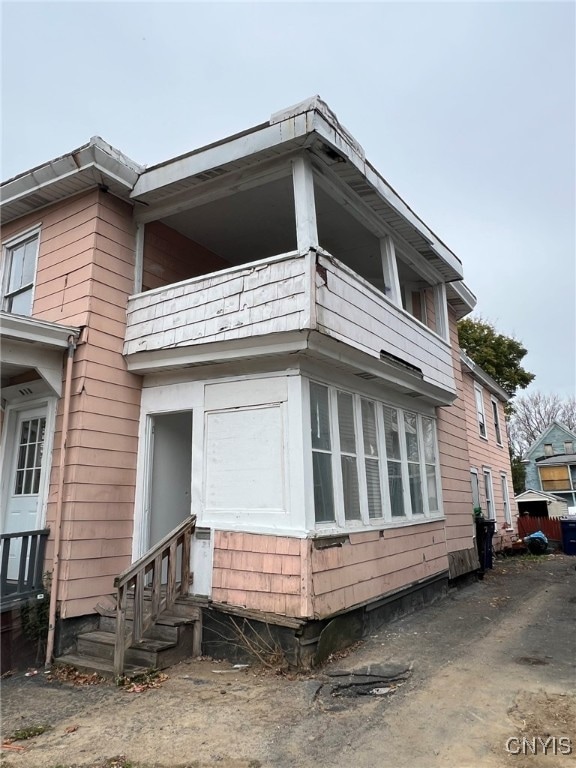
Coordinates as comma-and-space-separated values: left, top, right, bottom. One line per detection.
45, 334, 76, 667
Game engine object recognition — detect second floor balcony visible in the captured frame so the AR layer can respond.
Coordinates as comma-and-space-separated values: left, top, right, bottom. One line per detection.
124, 247, 457, 404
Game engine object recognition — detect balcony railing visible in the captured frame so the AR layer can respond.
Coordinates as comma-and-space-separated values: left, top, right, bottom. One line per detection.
124, 249, 455, 397
0, 530, 49, 611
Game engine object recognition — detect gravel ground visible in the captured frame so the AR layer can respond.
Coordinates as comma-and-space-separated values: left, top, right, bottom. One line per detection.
1, 553, 575, 768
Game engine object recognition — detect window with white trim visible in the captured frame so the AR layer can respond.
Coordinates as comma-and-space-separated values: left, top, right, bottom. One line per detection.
491, 397, 502, 445
475, 385, 487, 439
2, 231, 39, 316
309, 381, 443, 527
483, 468, 494, 519
470, 469, 480, 510
500, 473, 512, 526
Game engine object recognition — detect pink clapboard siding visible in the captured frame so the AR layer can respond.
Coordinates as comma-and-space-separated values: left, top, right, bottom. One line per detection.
461, 368, 516, 550
310, 522, 448, 618
142, 221, 228, 291
436, 310, 476, 556
212, 531, 311, 618
38, 191, 142, 618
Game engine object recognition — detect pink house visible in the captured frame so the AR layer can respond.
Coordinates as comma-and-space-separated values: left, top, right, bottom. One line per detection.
1, 98, 484, 672
460, 352, 516, 552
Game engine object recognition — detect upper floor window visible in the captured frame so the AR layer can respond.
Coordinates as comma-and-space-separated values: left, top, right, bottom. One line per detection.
491, 397, 502, 445
543, 443, 554, 457
539, 465, 571, 492
309, 381, 442, 527
475, 385, 487, 439
2, 230, 39, 316
564, 441, 574, 454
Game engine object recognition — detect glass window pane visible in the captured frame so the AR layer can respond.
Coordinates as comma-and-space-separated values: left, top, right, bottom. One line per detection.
310, 383, 331, 451
22, 239, 37, 284
337, 392, 356, 454
20, 420, 30, 445
313, 452, 335, 523
17, 444, 27, 471
383, 407, 401, 460
365, 459, 382, 518
409, 463, 424, 515
426, 465, 438, 512
341, 455, 360, 520
404, 412, 419, 461
422, 417, 435, 463
7, 244, 26, 292
9, 288, 33, 315
388, 460, 405, 517
32, 468, 42, 494
361, 400, 378, 456
23, 469, 33, 495
15, 470, 24, 495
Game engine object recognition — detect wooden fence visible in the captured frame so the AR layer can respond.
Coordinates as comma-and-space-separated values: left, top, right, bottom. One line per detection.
517, 515, 562, 541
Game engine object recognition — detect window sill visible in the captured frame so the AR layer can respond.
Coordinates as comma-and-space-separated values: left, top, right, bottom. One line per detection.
312, 515, 445, 537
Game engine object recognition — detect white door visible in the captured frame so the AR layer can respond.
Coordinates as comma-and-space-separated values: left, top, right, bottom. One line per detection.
3, 407, 47, 578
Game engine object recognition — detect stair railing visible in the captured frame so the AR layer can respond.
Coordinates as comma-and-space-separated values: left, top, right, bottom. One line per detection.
113, 515, 196, 676
0, 529, 50, 611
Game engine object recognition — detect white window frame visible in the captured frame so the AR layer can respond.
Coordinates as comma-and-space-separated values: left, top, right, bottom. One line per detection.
500, 472, 512, 527
543, 443, 554, 457
1, 226, 41, 316
491, 397, 503, 446
470, 468, 480, 511
308, 380, 443, 529
483, 468, 494, 520
564, 441, 574, 455
475, 385, 487, 440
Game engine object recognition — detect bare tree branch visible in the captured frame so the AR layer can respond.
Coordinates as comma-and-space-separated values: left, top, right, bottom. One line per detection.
509, 392, 576, 455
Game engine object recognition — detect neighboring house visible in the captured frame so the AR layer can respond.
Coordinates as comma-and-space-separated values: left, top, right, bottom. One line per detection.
459, 352, 516, 551
523, 421, 576, 511
1, 97, 482, 671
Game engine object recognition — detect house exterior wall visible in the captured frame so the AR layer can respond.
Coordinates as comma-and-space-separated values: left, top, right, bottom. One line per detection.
461, 368, 516, 551
142, 221, 228, 292
212, 531, 310, 617
1, 191, 142, 618
435, 310, 477, 575
310, 522, 447, 617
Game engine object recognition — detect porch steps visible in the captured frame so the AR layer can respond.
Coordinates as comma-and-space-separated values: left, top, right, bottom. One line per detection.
54, 597, 203, 678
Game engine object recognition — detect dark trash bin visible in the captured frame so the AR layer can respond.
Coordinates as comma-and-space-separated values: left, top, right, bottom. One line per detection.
560, 517, 576, 556
475, 518, 496, 572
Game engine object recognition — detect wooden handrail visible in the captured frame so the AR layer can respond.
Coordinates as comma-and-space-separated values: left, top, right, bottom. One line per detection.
113, 515, 196, 676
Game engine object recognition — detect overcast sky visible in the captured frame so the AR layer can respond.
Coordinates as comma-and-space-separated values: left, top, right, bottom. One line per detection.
2, 1, 574, 397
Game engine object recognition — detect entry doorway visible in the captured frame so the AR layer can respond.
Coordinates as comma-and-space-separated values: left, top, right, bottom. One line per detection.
147, 412, 193, 551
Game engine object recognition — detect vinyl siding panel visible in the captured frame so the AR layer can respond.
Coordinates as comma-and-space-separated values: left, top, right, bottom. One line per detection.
310, 521, 448, 618
436, 310, 476, 561
212, 531, 306, 618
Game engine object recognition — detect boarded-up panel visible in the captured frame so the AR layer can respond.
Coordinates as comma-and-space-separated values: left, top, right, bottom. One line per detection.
205, 406, 285, 512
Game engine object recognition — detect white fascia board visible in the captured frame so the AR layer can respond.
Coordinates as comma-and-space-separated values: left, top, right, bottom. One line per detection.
0, 312, 79, 349
1, 138, 141, 213
449, 281, 477, 313
309, 111, 464, 281
132, 114, 312, 199
460, 350, 511, 401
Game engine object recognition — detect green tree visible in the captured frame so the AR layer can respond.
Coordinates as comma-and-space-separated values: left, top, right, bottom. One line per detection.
509, 446, 526, 495
457, 317, 535, 397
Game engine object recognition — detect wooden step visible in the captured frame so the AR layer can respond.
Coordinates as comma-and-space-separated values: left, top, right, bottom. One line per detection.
76, 624, 198, 670
98, 613, 195, 642
53, 653, 149, 680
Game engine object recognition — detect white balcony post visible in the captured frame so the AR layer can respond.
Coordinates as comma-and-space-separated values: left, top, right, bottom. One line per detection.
434, 282, 450, 342
292, 155, 319, 254
380, 236, 401, 306
134, 222, 145, 294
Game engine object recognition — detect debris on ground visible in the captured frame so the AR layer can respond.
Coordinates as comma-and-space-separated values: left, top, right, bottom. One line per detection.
46, 665, 107, 686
